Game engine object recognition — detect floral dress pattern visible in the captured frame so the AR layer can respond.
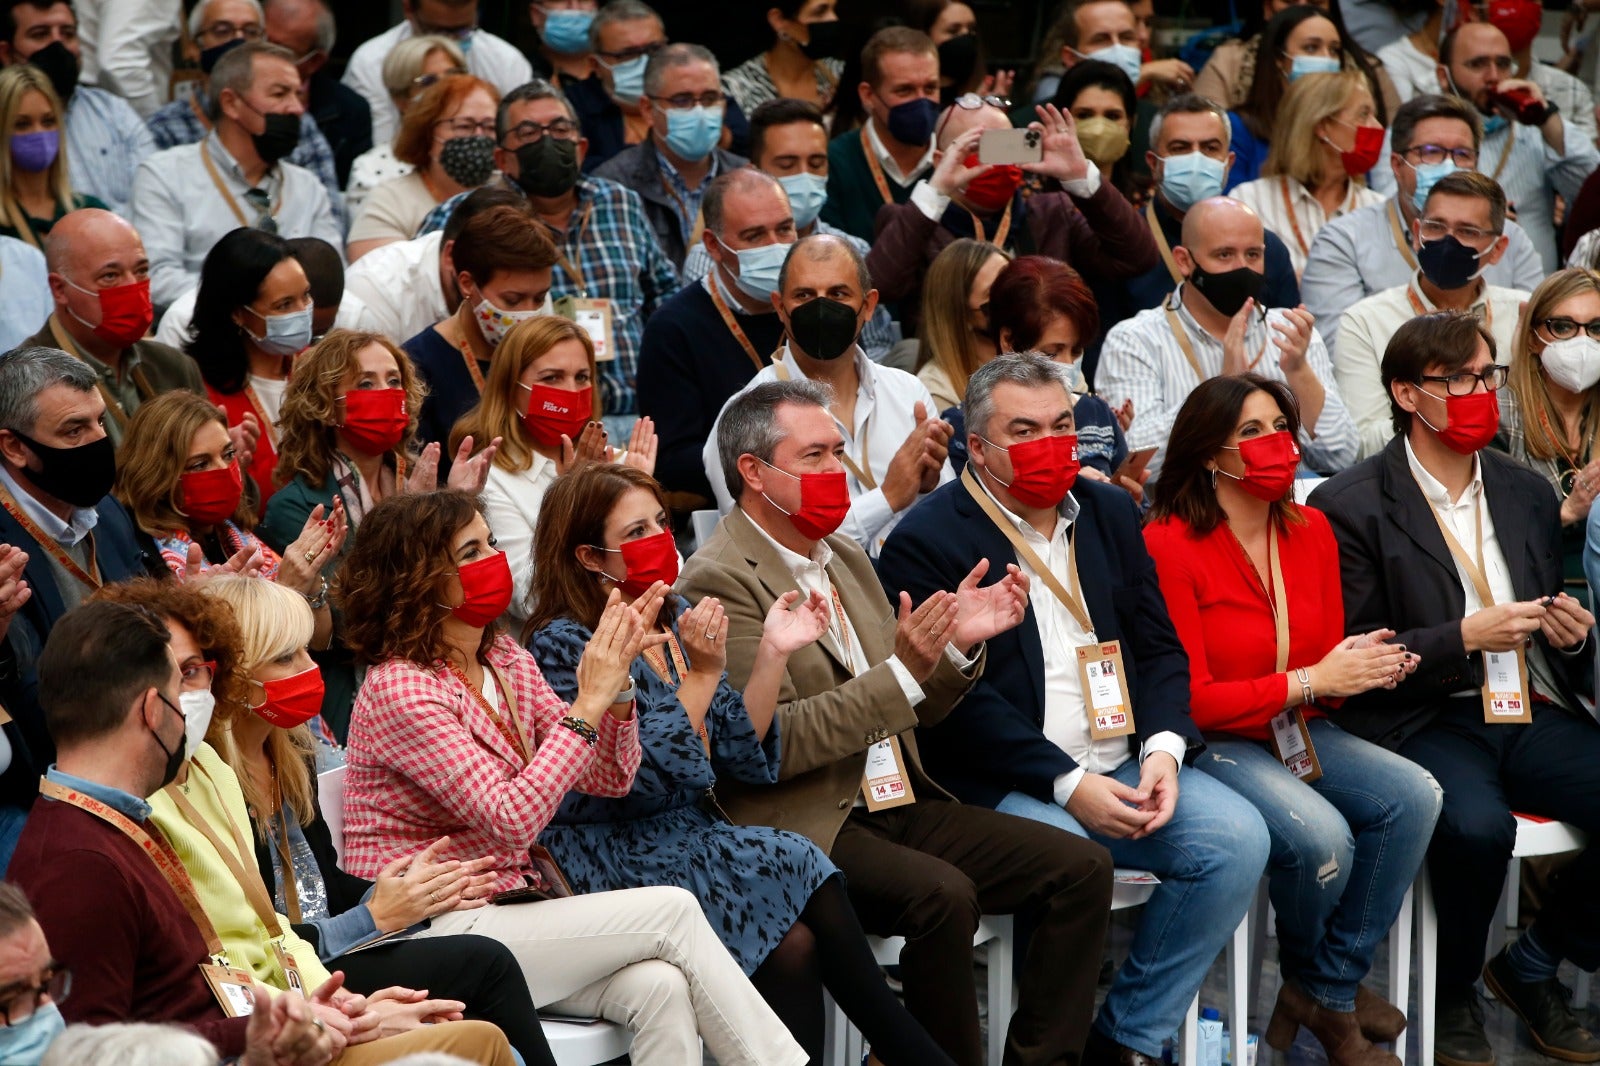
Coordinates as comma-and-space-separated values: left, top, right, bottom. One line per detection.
530, 613, 835, 975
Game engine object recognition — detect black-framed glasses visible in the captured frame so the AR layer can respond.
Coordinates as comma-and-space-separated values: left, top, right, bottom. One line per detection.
1417, 218, 1499, 245
411, 68, 467, 92
503, 118, 579, 145
0, 966, 69, 1026
1540, 317, 1600, 342
437, 117, 497, 137
648, 90, 724, 111
596, 40, 663, 64
1402, 143, 1479, 167
1418, 364, 1510, 395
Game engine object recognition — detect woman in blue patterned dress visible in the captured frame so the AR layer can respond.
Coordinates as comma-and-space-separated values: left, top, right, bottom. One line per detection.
526, 463, 957, 1066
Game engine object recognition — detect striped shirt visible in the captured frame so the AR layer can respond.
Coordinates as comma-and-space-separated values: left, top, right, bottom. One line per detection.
1097, 287, 1358, 476
65, 86, 156, 218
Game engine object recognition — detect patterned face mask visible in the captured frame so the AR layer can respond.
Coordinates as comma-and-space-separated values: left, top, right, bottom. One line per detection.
438, 134, 497, 187
471, 291, 554, 347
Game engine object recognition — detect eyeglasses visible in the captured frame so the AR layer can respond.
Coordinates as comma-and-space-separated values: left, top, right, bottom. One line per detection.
437, 117, 497, 137
1540, 317, 1600, 341
198, 20, 264, 44
0, 966, 69, 1027
504, 118, 579, 145
411, 69, 467, 92
648, 91, 725, 111
1402, 143, 1479, 167
1461, 54, 1515, 73
181, 660, 217, 688
1418, 364, 1510, 395
1417, 218, 1499, 245
596, 40, 663, 64
951, 92, 1010, 111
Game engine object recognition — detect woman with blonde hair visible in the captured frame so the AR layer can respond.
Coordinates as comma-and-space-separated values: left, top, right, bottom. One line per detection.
449, 315, 655, 625
345, 34, 468, 213
113, 390, 346, 647
916, 238, 1010, 412
1229, 69, 1385, 277
1495, 267, 1600, 600
0, 65, 105, 246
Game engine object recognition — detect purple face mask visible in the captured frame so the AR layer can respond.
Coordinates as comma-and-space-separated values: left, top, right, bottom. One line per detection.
11, 129, 58, 172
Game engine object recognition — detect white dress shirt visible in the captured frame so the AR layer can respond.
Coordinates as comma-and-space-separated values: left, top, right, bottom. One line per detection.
132, 133, 341, 306
864, 118, 933, 188
970, 470, 1186, 804
76, 0, 180, 118
1096, 288, 1357, 476
479, 454, 558, 625
1404, 436, 1516, 610
0, 238, 50, 352
1229, 175, 1385, 277
335, 230, 450, 344
703, 343, 955, 556
343, 22, 533, 148
1338, 275, 1530, 458
65, 86, 157, 218
1375, 36, 1437, 103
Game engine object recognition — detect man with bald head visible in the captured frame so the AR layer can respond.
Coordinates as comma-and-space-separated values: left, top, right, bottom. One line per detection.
264, 0, 371, 186
1098, 196, 1356, 477
21, 209, 202, 447
867, 99, 1155, 336
702, 233, 955, 556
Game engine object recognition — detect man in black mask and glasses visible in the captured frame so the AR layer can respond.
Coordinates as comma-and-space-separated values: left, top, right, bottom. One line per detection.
1098, 195, 1357, 480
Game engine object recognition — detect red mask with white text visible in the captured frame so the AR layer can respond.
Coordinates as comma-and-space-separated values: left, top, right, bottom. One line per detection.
253, 665, 325, 728
521, 383, 593, 448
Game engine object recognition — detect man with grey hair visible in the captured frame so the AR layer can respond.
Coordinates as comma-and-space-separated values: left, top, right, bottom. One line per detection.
702, 233, 952, 556
264, 0, 372, 187
679, 375, 1113, 1066
0, 345, 157, 874
594, 42, 747, 270
880, 351, 1269, 1066
131, 40, 341, 305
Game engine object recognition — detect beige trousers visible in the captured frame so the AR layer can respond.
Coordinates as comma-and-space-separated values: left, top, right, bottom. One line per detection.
335, 1018, 515, 1065
424, 885, 805, 1066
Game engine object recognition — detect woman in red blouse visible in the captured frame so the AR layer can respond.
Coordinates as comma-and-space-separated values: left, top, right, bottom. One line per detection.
333, 488, 806, 1066
1143, 374, 1440, 1066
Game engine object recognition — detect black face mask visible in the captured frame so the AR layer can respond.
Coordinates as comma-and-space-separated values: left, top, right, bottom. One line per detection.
252, 111, 301, 164
1417, 234, 1485, 291
937, 33, 981, 106
149, 691, 187, 789
10, 430, 115, 507
27, 41, 79, 105
200, 36, 245, 74
1188, 263, 1265, 318
799, 20, 842, 61
514, 136, 580, 198
786, 297, 862, 361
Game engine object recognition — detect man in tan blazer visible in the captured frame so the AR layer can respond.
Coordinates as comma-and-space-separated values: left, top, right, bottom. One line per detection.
677, 376, 1115, 1066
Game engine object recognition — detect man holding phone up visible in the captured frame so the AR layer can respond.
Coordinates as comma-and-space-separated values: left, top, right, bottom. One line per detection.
866, 100, 1157, 337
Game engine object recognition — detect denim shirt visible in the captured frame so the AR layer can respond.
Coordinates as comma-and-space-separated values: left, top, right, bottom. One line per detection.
45, 765, 152, 822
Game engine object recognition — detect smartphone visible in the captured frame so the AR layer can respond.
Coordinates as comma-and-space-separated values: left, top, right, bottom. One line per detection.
1113, 446, 1158, 486
978, 127, 1042, 166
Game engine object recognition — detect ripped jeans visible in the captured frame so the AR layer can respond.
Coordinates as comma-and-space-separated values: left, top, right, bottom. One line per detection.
1199, 718, 1441, 1012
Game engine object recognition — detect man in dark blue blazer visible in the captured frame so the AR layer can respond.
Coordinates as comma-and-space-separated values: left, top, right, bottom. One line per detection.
879, 353, 1269, 1066
0, 346, 162, 871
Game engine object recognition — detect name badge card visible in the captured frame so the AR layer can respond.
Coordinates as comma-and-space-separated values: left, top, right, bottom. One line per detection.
861, 735, 917, 811
270, 942, 305, 997
556, 296, 616, 362
200, 962, 257, 1016
1482, 648, 1531, 724
1268, 708, 1323, 783
1078, 642, 1135, 740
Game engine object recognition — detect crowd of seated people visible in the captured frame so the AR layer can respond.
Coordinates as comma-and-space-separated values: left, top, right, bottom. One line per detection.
6, 2, 1600, 1065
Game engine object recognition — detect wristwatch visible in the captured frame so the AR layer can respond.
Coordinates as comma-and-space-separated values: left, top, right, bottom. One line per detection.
304, 575, 330, 610
612, 677, 637, 705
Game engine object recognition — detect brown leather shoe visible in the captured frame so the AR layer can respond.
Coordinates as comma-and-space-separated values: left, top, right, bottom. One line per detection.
1266, 980, 1402, 1066
1355, 983, 1408, 1043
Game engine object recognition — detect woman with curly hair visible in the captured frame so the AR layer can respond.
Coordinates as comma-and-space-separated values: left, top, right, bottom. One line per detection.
334, 488, 807, 1066
527, 463, 957, 1066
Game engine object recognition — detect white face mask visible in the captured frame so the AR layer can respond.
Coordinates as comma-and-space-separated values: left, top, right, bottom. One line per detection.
471, 291, 553, 347
1541, 336, 1600, 394
180, 689, 215, 760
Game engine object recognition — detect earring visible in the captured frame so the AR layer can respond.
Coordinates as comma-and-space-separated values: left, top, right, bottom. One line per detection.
1209, 467, 1218, 489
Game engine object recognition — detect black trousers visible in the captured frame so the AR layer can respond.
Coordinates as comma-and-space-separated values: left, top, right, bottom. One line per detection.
1399, 701, 1600, 994
830, 798, 1114, 1066
332, 932, 555, 1066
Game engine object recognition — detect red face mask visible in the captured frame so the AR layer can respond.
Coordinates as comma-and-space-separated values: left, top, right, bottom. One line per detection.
1218, 429, 1300, 501
601, 529, 681, 598
983, 433, 1080, 509
1335, 123, 1386, 176
1416, 386, 1501, 454
179, 461, 244, 525
961, 153, 1025, 213
450, 550, 514, 627
521, 383, 593, 449
760, 460, 851, 541
1484, 0, 1542, 53
340, 388, 409, 455
65, 276, 154, 349
253, 665, 325, 728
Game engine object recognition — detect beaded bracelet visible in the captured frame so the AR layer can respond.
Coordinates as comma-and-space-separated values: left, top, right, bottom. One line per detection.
1294, 667, 1315, 707
560, 715, 600, 747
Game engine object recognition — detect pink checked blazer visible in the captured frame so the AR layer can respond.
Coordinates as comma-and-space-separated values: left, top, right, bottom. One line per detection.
341, 633, 642, 893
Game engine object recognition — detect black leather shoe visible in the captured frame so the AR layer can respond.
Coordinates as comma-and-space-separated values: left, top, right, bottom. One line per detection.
1434, 988, 1495, 1066
1083, 1026, 1163, 1066
1484, 947, 1600, 1063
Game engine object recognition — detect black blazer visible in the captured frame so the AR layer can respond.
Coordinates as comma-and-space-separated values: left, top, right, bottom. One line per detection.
1307, 436, 1587, 749
877, 476, 1202, 809
249, 775, 373, 953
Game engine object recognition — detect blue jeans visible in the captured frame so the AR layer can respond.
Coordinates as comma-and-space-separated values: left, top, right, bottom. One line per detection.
1198, 719, 1441, 1011
997, 761, 1269, 1057
0, 804, 27, 877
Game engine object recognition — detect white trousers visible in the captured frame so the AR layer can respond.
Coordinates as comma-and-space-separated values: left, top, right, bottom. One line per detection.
422, 885, 805, 1066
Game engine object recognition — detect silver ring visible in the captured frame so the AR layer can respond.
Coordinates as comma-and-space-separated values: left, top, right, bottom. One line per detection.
312, 1018, 326, 1033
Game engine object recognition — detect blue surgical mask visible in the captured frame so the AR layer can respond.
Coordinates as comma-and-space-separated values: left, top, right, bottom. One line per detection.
1158, 150, 1227, 210
0, 1001, 65, 1066
245, 305, 314, 358
542, 9, 594, 55
1060, 359, 1086, 394
1407, 158, 1458, 212
719, 237, 790, 302
1287, 54, 1341, 81
778, 172, 828, 229
608, 54, 648, 105
663, 104, 723, 162
1080, 43, 1143, 85
1481, 111, 1508, 136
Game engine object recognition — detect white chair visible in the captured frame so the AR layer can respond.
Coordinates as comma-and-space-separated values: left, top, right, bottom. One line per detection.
541, 1018, 633, 1066
690, 509, 721, 551
316, 765, 346, 865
